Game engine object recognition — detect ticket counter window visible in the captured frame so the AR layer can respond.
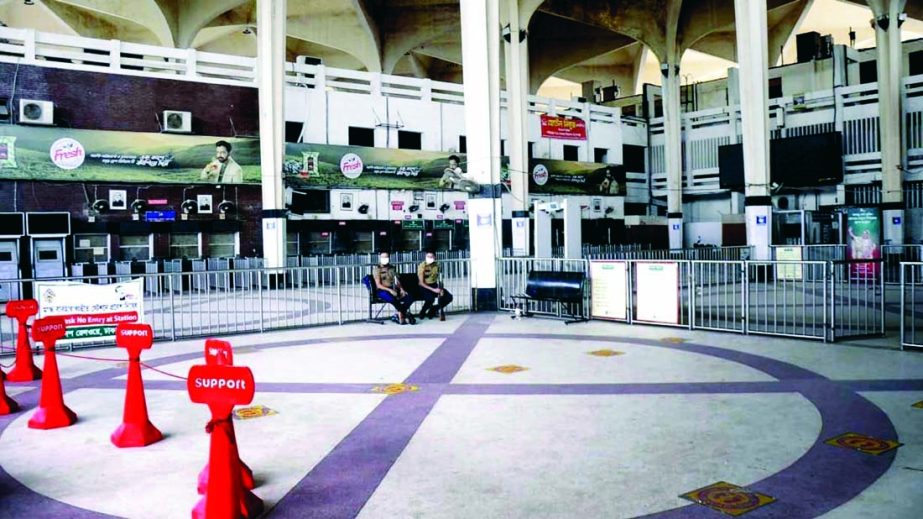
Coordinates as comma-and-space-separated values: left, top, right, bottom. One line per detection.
354, 231, 374, 253
73, 234, 110, 263
286, 231, 300, 257
430, 229, 452, 251
397, 230, 421, 251
305, 232, 331, 255
207, 232, 238, 258
170, 233, 201, 259
119, 234, 152, 261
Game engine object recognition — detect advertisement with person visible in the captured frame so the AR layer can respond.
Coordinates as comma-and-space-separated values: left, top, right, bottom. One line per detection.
845, 207, 881, 277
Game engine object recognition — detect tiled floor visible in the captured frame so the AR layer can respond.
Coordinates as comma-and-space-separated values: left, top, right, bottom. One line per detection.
0, 313, 921, 518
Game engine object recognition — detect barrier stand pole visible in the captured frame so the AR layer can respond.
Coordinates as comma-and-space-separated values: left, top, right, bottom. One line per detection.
198, 339, 255, 494
111, 323, 163, 448
5, 299, 42, 382
27, 317, 77, 429
0, 367, 19, 415
188, 363, 262, 519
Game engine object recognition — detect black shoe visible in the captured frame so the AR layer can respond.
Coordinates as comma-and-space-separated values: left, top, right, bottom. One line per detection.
427, 307, 439, 319
407, 313, 416, 325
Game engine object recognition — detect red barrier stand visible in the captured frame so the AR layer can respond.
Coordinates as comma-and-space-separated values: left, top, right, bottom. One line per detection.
0, 368, 19, 415
198, 339, 255, 493
27, 316, 77, 429
111, 323, 163, 448
5, 299, 42, 382
188, 363, 263, 519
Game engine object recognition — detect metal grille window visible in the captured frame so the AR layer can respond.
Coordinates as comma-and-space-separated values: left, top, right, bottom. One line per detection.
170, 233, 201, 259
73, 234, 110, 263
119, 234, 151, 261
286, 231, 300, 257
207, 232, 238, 258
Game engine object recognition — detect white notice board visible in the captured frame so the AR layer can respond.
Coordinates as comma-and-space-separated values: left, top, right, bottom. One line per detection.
775, 246, 803, 281
590, 261, 627, 320
635, 262, 679, 324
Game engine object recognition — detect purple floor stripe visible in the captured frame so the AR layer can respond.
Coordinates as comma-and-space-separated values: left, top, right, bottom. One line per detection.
268, 314, 493, 518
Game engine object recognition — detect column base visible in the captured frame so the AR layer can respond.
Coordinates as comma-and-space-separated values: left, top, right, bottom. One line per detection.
668, 214, 683, 250
882, 208, 904, 245
745, 205, 772, 260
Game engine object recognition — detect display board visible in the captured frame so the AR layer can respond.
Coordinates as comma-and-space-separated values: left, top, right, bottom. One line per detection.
589, 261, 628, 320
635, 262, 680, 324
845, 207, 881, 277
36, 279, 144, 344
775, 246, 803, 281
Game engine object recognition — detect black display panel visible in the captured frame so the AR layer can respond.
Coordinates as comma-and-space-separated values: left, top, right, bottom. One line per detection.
289, 190, 330, 214
719, 132, 844, 190
26, 212, 71, 235
0, 212, 25, 236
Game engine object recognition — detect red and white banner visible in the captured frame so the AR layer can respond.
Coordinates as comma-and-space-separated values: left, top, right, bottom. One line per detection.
540, 114, 587, 140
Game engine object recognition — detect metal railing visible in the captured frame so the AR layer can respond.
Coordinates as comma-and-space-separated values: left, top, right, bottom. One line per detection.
0, 259, 472, 352
901, 262, 923, 350
496, 257, 886, 343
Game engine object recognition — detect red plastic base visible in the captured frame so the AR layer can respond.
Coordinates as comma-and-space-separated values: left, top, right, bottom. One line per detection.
6, 363, 42, 383
191, 488, 264, 519
0, 394, 19, 415
198, 460, 255, 494
28, 404, 77, 429
111, 420, 164, 448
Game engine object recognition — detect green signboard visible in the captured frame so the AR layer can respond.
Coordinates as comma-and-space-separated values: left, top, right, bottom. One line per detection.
433, 219, 455, 230
401, 219, 425, 230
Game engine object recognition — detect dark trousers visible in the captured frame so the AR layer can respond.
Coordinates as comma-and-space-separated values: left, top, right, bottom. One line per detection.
419, 286, 453, 316
377, 289, 414, 315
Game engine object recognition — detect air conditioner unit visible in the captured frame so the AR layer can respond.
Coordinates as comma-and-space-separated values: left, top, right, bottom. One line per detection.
19, 99, 54, 125
295, 55, 323, 67
163, 110, 191, 133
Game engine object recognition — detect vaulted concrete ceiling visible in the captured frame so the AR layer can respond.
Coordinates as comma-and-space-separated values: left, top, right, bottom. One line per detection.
0, 0, 915, 96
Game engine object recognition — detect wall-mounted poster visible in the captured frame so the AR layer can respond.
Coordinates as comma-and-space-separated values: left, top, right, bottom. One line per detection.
197, 194, 213, 213
775, 246, 803, 281
590, 261, 628, 320
635, 262, 680, 324
109, 189, 127, 210
540, 114, 587, 140
845, 207, 881, 277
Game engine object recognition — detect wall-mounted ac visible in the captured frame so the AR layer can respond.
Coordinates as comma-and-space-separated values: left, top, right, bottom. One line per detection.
773, 194, 797, 211
163, 110, 191, 133
295, 55, 323, 67
19, 99, 54, 125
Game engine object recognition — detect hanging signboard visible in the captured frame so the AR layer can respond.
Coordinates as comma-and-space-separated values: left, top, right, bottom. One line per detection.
540, 114, 587, 140
635, 262, 680, 324
35, 278, 144, 344
845, 207, 881, 277
589, 261, 628, 320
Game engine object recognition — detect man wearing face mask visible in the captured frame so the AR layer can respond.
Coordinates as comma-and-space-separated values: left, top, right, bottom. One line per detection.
417, 250, 453, 320
373, 252, 416, 325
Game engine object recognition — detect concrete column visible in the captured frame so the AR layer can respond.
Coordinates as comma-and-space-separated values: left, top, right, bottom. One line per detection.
461, 0, 503, 310
734, 0, 773, 260
257, 0, 287, 269
504, 0, 531, 256
661, 60, 683, 249
872, 0, 906, 244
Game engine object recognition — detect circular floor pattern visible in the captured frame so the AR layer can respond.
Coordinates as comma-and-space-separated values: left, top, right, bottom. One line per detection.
0, 315, 907, 518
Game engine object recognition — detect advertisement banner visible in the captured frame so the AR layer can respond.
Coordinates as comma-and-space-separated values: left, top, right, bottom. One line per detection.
0, 125, 260, 184
540, 114, 587, 140
635, 262, 680, 324
36, 279, 144, 343
589, 261, 628, 320
845, 207, 881, 277
528, 160, 622, 195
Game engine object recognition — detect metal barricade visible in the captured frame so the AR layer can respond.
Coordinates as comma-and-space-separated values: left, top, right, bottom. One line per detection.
745, 261, 828, 340
496, 257, 589, 319
830, 260, 885, 341
883, 245, 923, 285
690, 261, 745, 333
901, 262, 923, 350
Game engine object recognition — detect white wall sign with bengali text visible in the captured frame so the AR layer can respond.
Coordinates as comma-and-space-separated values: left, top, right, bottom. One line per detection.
590, 261, 627, 320
36, 278, 144, 344
635, 262, 679, 324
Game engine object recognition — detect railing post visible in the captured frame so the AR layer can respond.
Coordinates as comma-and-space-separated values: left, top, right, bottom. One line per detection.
743, 261, 750, 335
689, 261, 696, 330
900, 263, 906, 350
185, 48, 197, 78
827, 261, 834, 342
336, 267, 343, 325
168, 274, 176, 341
24, 29, 36, 62
258, 270, 265, 333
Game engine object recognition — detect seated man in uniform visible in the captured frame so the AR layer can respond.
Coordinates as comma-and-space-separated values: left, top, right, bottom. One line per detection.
417, 250, 453, 320
373, 252, 416, 325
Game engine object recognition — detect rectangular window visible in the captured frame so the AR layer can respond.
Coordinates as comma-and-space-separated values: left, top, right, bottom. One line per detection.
859, 60, 877, 84
286, 231, 300, 257
500, 139, 506, 157
169, 233, 200, 259
348, 126, 375, 147
623, 144, 645, 172
305, 232, 330, 255
354, 231, 374, 253
285, 122, 303, 143
398, 130, 422, 150
459, 135, 467, 153
119, 235, 151, 261
622, 104, 637, 118
207, 232, 238, 258
73, 234, 110, 263
910, 50, 923, 76
768, 77, 783, 99
563, 145, 579, 161
594, 148, 608, 163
